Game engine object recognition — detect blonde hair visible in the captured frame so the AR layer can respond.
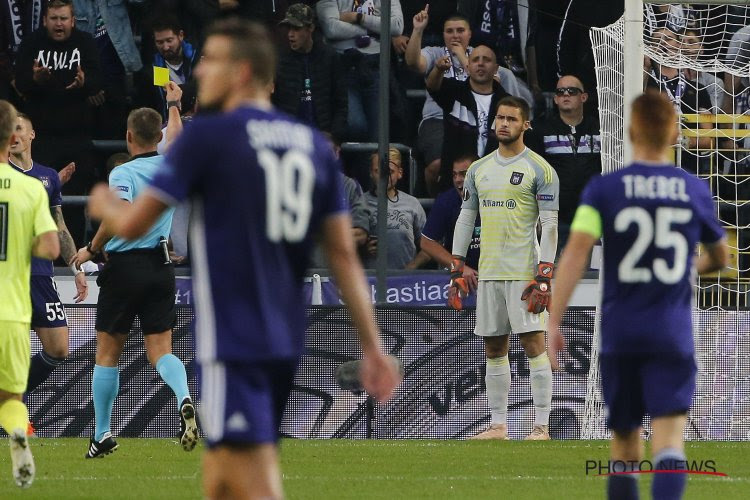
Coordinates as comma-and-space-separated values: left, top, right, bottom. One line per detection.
371, 146, 402, 168
0, 100, 18, 149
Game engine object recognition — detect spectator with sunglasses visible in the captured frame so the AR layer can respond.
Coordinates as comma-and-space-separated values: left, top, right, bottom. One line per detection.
525, 75, 601, 254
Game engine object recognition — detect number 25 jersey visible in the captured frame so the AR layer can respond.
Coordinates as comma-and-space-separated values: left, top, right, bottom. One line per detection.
574, 163, 725, 355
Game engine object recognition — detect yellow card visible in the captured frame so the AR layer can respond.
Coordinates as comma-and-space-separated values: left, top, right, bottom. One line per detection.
153, 66, 170, 87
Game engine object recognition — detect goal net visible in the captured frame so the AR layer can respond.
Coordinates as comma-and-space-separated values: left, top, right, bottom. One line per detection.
586, 1, 750, 440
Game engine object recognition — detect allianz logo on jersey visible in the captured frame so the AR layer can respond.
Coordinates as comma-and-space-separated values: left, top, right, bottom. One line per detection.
482, 199, 517, 209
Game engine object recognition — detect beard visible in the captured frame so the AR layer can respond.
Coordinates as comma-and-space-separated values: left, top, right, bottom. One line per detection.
497, 130, 522, 144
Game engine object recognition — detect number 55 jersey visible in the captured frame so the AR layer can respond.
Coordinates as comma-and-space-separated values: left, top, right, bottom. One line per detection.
570, 162, 725, 355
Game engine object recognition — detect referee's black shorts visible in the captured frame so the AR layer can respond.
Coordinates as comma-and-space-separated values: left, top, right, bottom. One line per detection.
96, 249, 176, 335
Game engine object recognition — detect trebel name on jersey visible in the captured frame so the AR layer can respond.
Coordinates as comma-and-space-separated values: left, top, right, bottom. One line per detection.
623, 174, 690, 202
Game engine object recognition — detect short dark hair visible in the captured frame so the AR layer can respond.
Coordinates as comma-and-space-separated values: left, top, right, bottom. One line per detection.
453, 153, 478, 165
151, 15, 182, 35
127, 108, 162, 146
16, 112, 32, 127
496, 95, 530, 122
0, 100, 18, 149
46, 0, 73, 11
444, 14, 471, 27
205, 18, 276, 87
106, 152, 131, 177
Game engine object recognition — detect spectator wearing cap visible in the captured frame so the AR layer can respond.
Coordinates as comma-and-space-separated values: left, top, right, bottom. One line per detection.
272, 3, 348, 140
315, 0, 403, 141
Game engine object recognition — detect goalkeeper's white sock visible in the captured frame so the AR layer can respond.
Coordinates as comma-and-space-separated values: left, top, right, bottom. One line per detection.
529, 352, 552, 426
486, 356, 511, 426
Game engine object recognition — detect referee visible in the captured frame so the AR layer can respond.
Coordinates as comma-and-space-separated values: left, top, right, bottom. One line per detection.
73, 108, 198, 459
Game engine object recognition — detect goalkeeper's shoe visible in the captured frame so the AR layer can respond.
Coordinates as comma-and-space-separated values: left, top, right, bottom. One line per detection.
524, 425, 550, 441
179, 397, 199, 452
468, 424, 510, 440
9, 429, 35, 488
85, 432, 118, 459
521, 262, 554, 314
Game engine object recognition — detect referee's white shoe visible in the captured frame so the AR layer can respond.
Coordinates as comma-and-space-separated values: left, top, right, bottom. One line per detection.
179, 398, 199, 451
10, 429, 35, 488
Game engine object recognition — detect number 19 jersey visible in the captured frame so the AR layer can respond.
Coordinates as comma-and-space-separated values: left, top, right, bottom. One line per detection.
572, 163, 725, 355
149, 105, 348, 363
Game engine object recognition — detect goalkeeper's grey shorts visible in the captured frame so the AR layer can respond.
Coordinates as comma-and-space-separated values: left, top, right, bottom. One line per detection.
474, 280, 547, 337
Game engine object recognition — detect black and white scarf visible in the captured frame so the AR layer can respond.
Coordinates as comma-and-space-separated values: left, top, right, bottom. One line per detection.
3, 0, 43, 54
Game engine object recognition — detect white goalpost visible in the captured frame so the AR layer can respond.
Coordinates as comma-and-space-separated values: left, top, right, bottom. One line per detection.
585, 0, 750, 440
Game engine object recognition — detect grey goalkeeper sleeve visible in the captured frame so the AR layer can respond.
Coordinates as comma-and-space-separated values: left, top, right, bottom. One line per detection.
538, 210, 558, 264
452, 207, 478, 259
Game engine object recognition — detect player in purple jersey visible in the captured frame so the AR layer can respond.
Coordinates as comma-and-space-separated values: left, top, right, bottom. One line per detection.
8, 113, 88, 399
86, 18, 400, 499
420, 154, 480, 287
549, 92, 729, 500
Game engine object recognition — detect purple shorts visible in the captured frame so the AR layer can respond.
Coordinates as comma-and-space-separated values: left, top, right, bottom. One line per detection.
199, 359, 298, 447
600, 352, 697, 432
30, 276, 67, 329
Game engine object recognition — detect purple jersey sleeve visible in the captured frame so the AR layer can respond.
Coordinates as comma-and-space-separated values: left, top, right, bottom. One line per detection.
422, 191, 452, 242
151, 123, 206, 205
692, 177, 725, 245
49, 169, 62, 207
577, 174, 602, 212
315, 142, 349, 220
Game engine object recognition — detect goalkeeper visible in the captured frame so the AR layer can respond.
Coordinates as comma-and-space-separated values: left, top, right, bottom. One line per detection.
449, 96, 559, 440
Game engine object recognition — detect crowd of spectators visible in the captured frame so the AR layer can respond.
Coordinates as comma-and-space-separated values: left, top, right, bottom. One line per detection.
2, 1, 748, 272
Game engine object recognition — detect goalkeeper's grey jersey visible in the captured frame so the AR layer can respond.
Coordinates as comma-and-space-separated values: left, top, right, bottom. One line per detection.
462, 147, 559, 281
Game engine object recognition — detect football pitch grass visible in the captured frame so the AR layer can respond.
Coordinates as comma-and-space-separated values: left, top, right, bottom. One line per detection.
1, 439, 748, 498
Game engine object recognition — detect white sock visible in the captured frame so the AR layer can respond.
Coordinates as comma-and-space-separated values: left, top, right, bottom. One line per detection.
486, 356, 511, 425
529, 352, 552, 426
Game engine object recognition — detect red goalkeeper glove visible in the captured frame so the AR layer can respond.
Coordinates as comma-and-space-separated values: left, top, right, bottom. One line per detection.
447, 257, 469, 310
521, 261, 554, 314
